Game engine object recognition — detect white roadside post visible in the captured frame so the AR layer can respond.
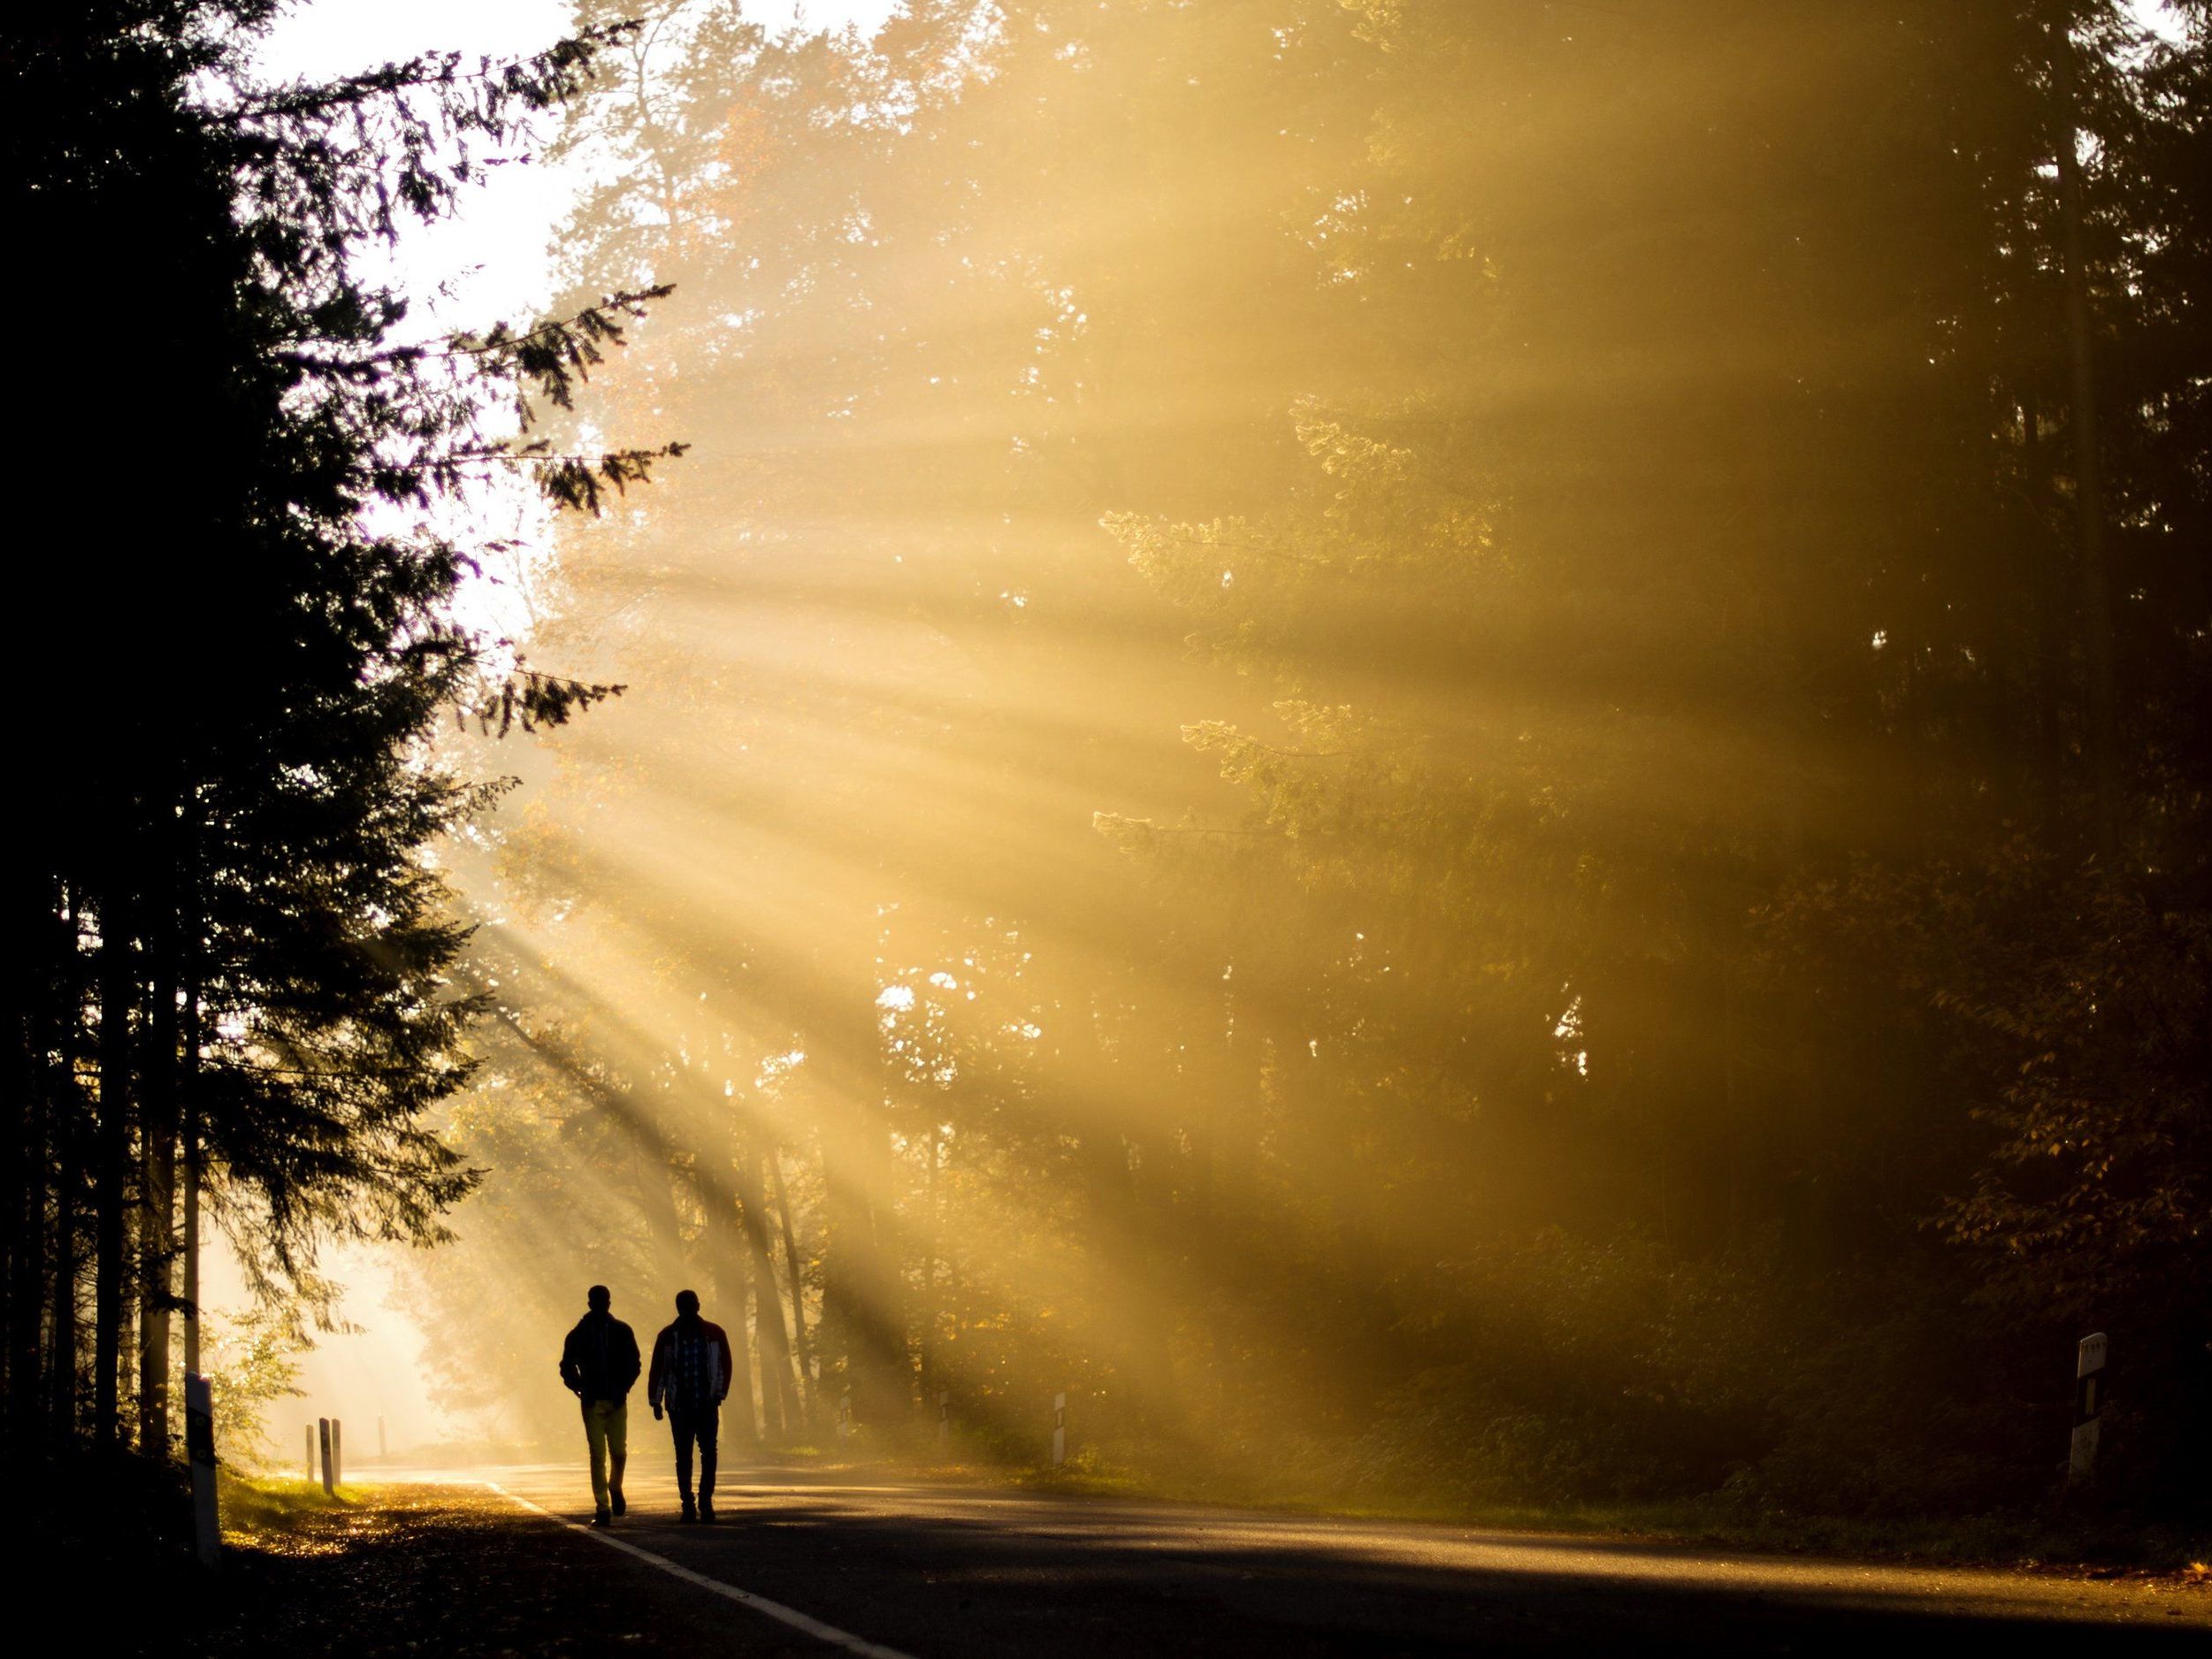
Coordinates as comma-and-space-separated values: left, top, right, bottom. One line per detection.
1052, 1392, 1067, 1469
181, 1112, 213, 1562
837, 1392, 853, 1441
318, 1417, 334, 1495
305, 1425, 315, 1483
938, 1392, 950, 1454
2070, 1332, 2108, 1484
333, 1418, 343, 1486
185, 1372, 220, 1566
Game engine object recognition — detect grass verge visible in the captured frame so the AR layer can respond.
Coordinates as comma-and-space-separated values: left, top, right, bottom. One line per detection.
216, 1468, 374, 1540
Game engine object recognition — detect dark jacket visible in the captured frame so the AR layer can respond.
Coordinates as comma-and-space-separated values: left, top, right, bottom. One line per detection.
559, 1310, 641, 1404
647, 1315, 734, 1412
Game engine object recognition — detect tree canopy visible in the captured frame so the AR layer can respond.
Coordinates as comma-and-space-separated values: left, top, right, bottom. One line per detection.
417, 0, 2212, 1514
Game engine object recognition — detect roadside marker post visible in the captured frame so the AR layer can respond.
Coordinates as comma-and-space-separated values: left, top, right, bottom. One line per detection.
185, 1372, 219, 1567
305, 1425, 314, 1483
1052, 1391, 1066, 1469
2070, 1332, 2108, 1484
333, 1417, 343, 1486
938, 1392, 950, 1454
318, 1417, 334, 1495
837, 1392, 853, 1441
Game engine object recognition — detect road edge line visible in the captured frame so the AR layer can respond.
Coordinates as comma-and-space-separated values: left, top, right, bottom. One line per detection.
482, 1480, 919, 1659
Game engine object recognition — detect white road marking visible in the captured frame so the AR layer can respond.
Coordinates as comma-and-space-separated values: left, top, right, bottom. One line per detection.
483, 1481, 919, 1659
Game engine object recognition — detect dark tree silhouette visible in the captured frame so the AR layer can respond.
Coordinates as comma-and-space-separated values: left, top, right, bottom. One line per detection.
0, 4, 672, 1465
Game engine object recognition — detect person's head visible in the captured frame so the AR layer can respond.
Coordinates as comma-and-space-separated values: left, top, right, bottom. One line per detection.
675, 1288, 700, 1318
586, 1284, 610, 1312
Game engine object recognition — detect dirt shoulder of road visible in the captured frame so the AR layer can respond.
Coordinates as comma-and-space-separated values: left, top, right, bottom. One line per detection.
139, 1478, 786, 1659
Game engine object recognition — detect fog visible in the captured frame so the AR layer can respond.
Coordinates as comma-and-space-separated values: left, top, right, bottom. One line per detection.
253, 0, 2212, 1515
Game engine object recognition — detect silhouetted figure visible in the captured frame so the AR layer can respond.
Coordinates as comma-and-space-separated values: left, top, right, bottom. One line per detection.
559, 1284, 641, 1525
648, 1288, 734, 1522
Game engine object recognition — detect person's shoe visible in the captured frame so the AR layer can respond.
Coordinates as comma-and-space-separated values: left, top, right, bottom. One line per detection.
680, 1495, 696, 1522
610, 1488, 626, 1517
699, 1496, 716, 1524
592, 1506, 613, 1526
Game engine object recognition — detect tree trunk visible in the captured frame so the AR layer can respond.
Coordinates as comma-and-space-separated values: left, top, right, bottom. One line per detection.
180, 832, 205, 1384
137, 837, 180, 1459
7, 1051, 43, 1458
916, 1124, 941, 1408
815, 1115, 861, 1420
2019, 389, 2068, 830
134, 1128, 174, 1456
2053, 27, 2119, 867
3, 875, 42, 1456
93, 884, 134, 1453
689, 1138, 759, 1450
716, 1228, 759, 1449
738, 1143, 795, 1441
769, 1147, 815, 1429
50, 1109, 79, 1439
180, 1127, 202, 1381
669, 1041, 761, 1448
814, 1046, 905, 1425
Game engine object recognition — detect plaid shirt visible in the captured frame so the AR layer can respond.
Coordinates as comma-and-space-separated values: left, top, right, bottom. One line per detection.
647, 1314, 732, 1411
672, 1323, 710, 1405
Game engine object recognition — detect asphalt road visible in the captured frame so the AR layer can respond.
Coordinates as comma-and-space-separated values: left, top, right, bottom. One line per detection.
376, 1457, 2211, 1655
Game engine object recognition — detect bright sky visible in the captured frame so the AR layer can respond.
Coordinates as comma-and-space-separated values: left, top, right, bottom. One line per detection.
254, 0, 903, 325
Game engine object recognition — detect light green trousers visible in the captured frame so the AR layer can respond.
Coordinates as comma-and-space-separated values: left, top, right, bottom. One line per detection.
581, 1398, 628, 1509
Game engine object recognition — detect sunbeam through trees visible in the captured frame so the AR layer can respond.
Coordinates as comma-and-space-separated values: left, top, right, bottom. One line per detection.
6, 3, 2212, 1612
398, 0, 2212, 1518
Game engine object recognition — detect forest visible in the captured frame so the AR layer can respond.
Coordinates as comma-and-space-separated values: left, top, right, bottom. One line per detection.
5, 0, 2211, 1540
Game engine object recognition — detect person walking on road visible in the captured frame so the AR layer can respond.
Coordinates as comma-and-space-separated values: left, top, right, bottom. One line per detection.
648, 1288, 734, 1523
559, 1284, 641, 1525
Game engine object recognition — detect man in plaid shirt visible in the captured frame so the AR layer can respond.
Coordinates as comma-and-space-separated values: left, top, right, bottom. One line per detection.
647, 1288, 735, 1522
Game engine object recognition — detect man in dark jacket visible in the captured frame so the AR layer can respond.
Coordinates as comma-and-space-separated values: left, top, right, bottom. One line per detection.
647, 1288, 734, 1522
559, 1284, 641, 1525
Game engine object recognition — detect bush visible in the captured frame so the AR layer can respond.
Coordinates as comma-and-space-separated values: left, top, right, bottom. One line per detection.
1350, 1229, 2087, 1518
1352, 1230, 1777, 1506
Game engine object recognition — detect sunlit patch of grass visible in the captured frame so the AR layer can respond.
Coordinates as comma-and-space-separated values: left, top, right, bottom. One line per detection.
218, 1469, 379, 1552
1003, 1447, 1152, 1499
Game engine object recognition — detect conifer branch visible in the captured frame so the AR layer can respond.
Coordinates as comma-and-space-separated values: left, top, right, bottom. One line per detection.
221, 26, 639, 126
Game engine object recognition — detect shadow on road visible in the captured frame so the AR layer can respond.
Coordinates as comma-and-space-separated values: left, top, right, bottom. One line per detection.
416, 1464, 2210, 1656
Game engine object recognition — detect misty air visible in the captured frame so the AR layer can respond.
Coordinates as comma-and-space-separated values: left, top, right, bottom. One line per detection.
8, 3, 2211, 1654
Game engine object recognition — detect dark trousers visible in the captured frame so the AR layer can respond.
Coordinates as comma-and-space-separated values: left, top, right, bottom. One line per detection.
670, 1402, 719, 1500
